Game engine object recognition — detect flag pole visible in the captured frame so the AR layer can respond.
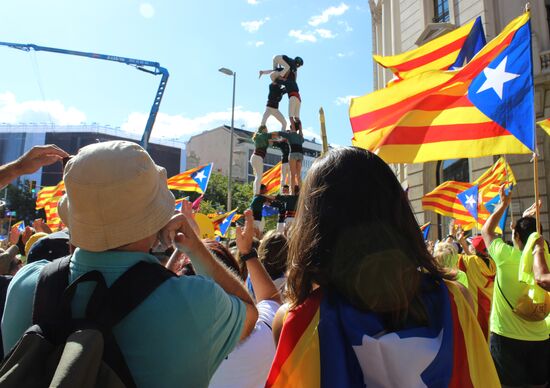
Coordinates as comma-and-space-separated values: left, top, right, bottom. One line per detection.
533, 127, 541, 234
503, 155, 514, 228
319, 107, 329, 157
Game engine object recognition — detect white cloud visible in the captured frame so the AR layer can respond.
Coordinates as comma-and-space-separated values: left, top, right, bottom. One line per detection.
247, 41, 265, 47
316, 28, 337, 39
121, 107, 264, 141
308, 3, 349, 26
334, 95, 357, 106
139, 3, 155, 18
338, 20, 353, 32
302, 126, 322, 142
337, 51, 354, 58
241, 17, 270, 33
247, 0, 259, 4
288, 29, 317, 43
0, 92, 86, 125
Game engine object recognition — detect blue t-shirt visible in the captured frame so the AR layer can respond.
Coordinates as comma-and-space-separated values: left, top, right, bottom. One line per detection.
1, 248, 245, 388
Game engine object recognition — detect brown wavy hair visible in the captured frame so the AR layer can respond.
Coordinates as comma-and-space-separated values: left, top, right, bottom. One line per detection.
285, 147, 450, 329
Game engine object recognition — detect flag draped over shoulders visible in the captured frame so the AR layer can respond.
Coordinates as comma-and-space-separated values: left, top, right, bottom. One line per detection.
266, 279, 499, 387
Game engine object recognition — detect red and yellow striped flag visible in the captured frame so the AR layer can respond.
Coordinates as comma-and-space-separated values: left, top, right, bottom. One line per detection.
35, 181, 64, 209
537, 118, 550, 136
374, 17, 485, 82
44, 197, 64, 231
350, 13, 533, 163
167, 163, 212, 193
422, 157, 516, 229
261, 162, 282, 195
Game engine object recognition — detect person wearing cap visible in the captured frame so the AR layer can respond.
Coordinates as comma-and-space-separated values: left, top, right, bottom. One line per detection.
482, 186, 549, 387
456, 231, 496, 341
26, 231, 71, 264
2, 141, 258, 388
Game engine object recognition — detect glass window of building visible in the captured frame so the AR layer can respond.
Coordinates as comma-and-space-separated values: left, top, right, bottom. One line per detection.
433, 0, 450, 23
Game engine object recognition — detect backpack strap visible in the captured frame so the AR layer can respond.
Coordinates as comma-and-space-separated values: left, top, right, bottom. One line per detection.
89, 262, 175, 388
32, 256, 72, 325
495, 277, 515, 310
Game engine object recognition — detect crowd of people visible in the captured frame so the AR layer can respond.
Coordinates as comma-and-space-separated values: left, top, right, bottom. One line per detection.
0, 138, 548, 387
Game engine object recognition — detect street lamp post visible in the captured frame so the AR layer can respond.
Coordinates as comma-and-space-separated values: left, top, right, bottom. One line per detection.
218, 67, 236, 212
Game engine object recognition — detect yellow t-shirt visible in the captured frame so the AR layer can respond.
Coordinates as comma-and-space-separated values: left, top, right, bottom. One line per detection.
489, 238, 548, 341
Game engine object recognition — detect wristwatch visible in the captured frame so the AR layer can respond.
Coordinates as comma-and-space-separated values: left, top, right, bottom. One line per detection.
240, 248, 258, 262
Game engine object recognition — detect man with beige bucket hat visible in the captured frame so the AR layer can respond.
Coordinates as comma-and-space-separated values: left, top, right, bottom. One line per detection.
1, 141, 258, 388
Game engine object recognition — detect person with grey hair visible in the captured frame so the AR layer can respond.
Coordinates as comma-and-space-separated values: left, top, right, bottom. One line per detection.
2, 141, 257, 388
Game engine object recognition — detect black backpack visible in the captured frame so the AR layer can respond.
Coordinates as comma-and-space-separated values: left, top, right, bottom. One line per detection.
0, 256, 175, 388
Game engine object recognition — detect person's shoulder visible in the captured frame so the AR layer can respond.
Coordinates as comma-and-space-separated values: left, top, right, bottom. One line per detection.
256, 300, 281, 324
488, 238, 514, 262
11, 260, 48, 287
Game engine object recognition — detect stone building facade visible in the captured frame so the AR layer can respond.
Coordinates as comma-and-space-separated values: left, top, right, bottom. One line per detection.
369, 0, 550, 239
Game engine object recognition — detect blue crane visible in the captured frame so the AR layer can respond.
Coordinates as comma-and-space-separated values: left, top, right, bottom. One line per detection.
0, 41, 169, 150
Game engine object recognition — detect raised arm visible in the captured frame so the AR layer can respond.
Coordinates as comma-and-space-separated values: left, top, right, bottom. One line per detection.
482, 185, 511, 248
237, 210, 282, 304
0, 145, 68, 189
533, 236, 550, 291
160, 213, 258, 340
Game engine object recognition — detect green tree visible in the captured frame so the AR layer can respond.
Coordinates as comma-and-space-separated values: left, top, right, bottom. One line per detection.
5, 181, 39, 224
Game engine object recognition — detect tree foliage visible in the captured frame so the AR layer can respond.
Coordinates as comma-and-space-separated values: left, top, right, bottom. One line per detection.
3, 181, 40, 227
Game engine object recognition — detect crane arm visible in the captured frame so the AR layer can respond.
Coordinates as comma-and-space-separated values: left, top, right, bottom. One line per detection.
0, 41, 169, 149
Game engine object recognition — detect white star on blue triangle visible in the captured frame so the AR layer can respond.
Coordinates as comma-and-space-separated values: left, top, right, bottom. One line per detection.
467, 21, 535, 151
191, 163, 212, 192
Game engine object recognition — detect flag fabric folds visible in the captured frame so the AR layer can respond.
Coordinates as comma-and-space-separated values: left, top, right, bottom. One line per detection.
44, 197, 63, 230
458, 255, 496, 340
167, 163, 213, 193
266, 280, 499, 387
35, 181, 65, 210
423, 181, 474, 227
420, 222, 431, 240
537, 118, 550, 136
457, 185, 479, 221
374, 17, 486, 83
484, 185, 512, 233
261, 162, 282, 195
422, 157, 515, 229
212, 209, 237, 237
350, 13, 534, 163
11, 221, 25, 233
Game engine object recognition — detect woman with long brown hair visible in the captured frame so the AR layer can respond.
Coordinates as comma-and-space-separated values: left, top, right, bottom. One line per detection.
266, 147, 499, 387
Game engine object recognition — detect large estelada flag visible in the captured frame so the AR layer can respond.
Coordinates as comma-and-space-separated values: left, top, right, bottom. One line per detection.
422, 157, 515, 229
266, 280, 499, 387
167, 163, 213, 193
374, 16, 486, 83
261, 162, 282, 195
350, 13, 534, 163
35, 181, 65, 209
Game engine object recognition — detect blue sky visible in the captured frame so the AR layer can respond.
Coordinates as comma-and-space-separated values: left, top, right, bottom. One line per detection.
0, 0, 373, 147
